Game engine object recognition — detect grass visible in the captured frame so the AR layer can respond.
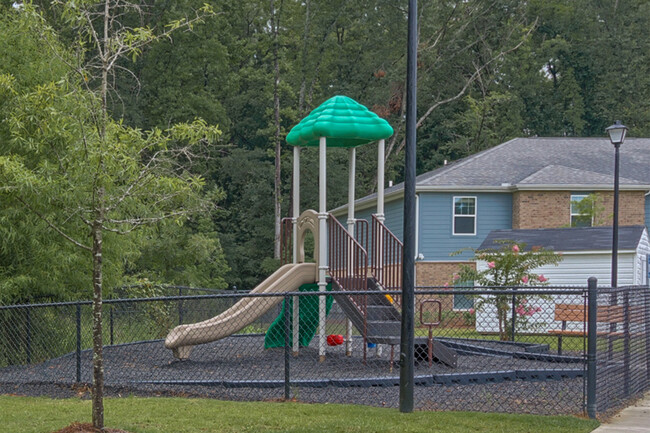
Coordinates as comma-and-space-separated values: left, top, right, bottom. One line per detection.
0, 396, 600, 433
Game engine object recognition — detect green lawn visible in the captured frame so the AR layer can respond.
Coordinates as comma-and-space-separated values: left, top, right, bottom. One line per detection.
0, 396, 599, 433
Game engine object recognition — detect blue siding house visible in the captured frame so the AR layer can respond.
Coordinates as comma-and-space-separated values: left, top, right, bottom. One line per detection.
332, 137, 650, 303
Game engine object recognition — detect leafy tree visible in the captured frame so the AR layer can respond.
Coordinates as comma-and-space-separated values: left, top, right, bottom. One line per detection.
453, 241, 563, 341
0, 3, 220, 429
126, 216, 229, 289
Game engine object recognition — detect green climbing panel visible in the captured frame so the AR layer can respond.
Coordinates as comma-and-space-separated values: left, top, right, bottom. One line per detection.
264, 283, 333, 349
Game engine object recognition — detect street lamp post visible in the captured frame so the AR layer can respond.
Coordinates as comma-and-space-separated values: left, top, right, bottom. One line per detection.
605, 120, 628, 288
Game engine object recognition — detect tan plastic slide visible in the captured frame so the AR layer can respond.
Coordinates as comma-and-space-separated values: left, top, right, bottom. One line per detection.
165, 262, 317, 360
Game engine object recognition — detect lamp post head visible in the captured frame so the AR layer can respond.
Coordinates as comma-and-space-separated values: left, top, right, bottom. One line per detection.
606, 120, 628, 146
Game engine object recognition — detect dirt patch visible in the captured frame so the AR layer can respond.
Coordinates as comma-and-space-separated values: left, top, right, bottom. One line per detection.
51, 422, 132, 433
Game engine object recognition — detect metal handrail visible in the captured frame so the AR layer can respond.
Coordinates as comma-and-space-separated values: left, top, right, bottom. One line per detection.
328, 214, 368, 355
371, 215, 404, 307
354, 219, 369, 254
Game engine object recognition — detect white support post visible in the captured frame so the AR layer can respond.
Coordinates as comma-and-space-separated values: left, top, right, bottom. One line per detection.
292, 146, 300, 355
318, 136, 328, 362
376, 138, 386, 279
376, 138, 386, 358
345, 147, 356, 357
377, 139, 385, 223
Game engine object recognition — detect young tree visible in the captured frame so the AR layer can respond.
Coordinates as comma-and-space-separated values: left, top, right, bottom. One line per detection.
0, 3, 219, 429
453, 241, 563, 341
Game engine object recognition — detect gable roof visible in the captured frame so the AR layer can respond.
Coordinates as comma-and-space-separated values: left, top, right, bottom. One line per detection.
479, 225, 648, 253
335, 137, 650, 213
517, 165, 645, 186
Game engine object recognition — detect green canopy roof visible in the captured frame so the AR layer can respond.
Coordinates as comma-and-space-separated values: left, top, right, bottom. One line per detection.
286, 95, 394, 148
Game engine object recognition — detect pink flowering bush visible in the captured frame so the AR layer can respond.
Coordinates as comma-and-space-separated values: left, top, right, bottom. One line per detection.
452, 240, 562, 340
462, 308, 476, 326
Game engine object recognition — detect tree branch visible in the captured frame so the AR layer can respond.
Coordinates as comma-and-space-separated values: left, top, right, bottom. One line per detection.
16, 196, 91, 251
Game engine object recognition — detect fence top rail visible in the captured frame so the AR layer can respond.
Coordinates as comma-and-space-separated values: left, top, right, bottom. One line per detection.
118, 284, 235, 293
1, 286, 600, 310
417, 284, 589, 290
598, 285, 650, 293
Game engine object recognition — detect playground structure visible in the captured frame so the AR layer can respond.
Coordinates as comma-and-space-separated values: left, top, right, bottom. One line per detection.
166, 95, 412, 362
1, 99, 645, 417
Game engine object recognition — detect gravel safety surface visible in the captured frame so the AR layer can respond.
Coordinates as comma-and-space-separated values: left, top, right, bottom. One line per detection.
0, 335, 587, 416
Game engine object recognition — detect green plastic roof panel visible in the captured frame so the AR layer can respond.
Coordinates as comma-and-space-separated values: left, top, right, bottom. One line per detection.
286, 95, 394, 148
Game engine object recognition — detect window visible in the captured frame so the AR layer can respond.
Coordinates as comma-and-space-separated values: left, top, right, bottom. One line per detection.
453, 280, 474, 310
570, 194, 592, 227
453, 196, 476, 235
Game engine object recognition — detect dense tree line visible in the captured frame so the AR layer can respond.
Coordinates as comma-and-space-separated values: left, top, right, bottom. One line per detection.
2, 0, 649, 300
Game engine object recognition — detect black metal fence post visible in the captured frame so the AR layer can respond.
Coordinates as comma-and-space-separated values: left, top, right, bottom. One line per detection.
622, 290, 630, 396
284, 294, 291, 400
76, 304, 81, 383
511, 291, 516, 342
587, 277, 598, 419
26, 307, 32, 364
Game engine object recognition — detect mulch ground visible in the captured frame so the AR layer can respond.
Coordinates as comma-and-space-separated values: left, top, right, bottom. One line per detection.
1, 335, 589, 416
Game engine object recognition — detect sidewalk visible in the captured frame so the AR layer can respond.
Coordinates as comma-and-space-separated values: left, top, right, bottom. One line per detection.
591, 393, 650, 432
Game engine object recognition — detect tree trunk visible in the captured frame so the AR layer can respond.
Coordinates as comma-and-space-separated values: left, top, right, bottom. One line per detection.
272, 0, 283, 260
298, 0, 310, 117
91, 196, 104, 429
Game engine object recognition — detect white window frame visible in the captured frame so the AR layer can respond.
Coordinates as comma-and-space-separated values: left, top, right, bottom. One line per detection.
453, 196, 477, 236
570, 194, 592, 227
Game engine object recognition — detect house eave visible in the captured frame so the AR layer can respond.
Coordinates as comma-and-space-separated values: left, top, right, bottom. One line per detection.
330, 183, 650, 216
512, 184, 650, 191
556, 249, 637, 255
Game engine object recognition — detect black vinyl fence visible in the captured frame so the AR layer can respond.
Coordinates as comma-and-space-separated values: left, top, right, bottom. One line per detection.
0, 282, 648, 419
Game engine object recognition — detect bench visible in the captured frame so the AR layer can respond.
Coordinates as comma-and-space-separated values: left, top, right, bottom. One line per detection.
548, 303, 641, 355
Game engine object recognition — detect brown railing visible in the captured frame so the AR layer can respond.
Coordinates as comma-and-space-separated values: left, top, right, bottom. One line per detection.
280, 217, 293, 265
354, 219, 369, 253
371, 215, 403, 307
328, 214, 368, 339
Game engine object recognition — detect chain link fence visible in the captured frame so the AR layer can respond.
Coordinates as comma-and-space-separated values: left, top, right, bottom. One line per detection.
594, 285, 650, 417
0, 283, 648, 418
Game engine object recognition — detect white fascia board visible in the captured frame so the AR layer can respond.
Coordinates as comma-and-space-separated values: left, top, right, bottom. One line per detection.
556, 249, 636, 255
513, 184, 650, 191
416, 185, 513, 192
330, 189, 403, 217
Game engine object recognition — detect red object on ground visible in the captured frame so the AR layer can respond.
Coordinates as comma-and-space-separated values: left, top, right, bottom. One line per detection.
327, 334, 344, 346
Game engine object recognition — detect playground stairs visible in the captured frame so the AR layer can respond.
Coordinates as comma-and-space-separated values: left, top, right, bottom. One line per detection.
332, 277, 458, 368
332, 277, 402, 345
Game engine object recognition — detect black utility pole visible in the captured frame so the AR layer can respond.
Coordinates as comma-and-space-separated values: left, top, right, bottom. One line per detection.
400, 0, 417, 413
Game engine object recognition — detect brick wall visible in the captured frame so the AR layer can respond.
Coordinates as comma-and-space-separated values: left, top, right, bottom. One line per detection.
512, 191, 570, 229
415, 261, 475, 311
592, 191, 646, 226
512, 190, 645, 229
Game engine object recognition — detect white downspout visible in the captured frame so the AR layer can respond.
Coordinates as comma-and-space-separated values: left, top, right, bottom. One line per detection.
318, 136, 328, 362
415, 193, 420, 288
